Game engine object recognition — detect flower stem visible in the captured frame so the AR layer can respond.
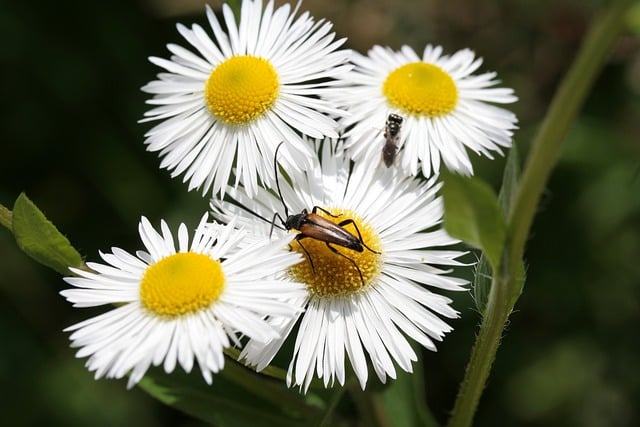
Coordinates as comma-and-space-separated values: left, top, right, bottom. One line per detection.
506, 0, 635, 274
447, 1, 635, 426
448, 270, 510, 427
318, 387, 347, 427
348, 382, 388, 427
220, 359, 324, 417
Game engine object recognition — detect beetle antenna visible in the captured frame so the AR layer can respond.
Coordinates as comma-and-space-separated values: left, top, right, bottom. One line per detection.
274, 141, 290, 218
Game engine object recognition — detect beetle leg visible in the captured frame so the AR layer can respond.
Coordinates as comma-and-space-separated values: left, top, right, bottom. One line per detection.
312, 206, 342, 218
294, 234, 316, 272
270, 212, 286, 238
337, 219, 381, 254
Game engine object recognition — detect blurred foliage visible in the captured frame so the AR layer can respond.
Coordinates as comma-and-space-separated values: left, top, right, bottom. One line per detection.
1, 0, 638, 426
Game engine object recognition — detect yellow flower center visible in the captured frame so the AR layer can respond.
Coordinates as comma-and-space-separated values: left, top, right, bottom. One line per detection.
140, 252, 225, 318
288, 208, 383, 297
205, 55, 279, 124
383, 62, 458, 117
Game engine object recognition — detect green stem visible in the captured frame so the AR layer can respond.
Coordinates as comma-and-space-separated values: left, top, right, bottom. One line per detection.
220, 359, 323, 417
0, 203, 12, 230
447, 1, 635, 426
318, 387, 347, 427
506, 0, 635, 273
347, 381, 388, 427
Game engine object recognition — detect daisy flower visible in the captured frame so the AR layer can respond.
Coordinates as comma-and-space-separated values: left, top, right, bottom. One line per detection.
210, 139, 469, 391
140, 0, 351, 197
60, 214, 305, 388
327, 44, 518, 177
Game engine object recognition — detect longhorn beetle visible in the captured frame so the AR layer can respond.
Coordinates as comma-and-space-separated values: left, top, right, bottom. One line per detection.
382, 113, 403, 167
271, 142, 379, 286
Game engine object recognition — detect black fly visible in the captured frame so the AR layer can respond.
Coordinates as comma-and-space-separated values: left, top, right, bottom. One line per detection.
382, 113, 403, 167
271, 142, 379, 285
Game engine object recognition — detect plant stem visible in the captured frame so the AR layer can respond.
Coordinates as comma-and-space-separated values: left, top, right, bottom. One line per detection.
318, 387, 347, 427
220, 359, 323, 417
447, 1, 635, 426
447, 263, 512, 427
348, 382, 388, 427
506, 0, 635, 274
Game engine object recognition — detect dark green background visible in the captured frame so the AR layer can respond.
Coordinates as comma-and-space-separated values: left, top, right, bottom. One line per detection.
1, 0, 639, 426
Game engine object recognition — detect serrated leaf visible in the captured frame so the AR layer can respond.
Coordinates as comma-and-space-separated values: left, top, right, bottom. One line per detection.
138, 362, 319, 427
442, 170, 507, 269
12, 193, 83, 275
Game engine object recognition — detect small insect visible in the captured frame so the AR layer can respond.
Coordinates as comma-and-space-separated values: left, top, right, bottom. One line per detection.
271, 142, 379, 285
382, 113, 403, 167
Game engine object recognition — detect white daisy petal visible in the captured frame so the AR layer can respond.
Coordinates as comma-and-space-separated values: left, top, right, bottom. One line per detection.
60, 216, 305, 387
326, 43, 518, 177
141, 0, 351, 197
212, 138, 469, 391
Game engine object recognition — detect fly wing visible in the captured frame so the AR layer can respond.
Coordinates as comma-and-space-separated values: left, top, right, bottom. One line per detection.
382, 142, 397, 167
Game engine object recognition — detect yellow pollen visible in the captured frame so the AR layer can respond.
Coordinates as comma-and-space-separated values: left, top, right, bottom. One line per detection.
205, 55, 279, 124
383, 62, 458, 117
288, 208, 383, 297
140, 252, 225, 318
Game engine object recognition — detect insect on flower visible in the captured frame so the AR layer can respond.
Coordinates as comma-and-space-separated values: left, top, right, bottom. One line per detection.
382, 113, 403, 167
271, 142, 379, 285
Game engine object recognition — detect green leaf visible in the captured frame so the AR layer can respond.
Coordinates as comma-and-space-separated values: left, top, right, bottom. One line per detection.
473, 254, 527, 315
12, 193, 83, 275
498, 145, 521, 217
441, 170, 507, 269
472, 254, 493, 315
474, 146, 524, 313
626, 1, 640, 35
0, 203, 12, 229
138, 361, 320, 427
510, 260, 527, 308
500, 145, 527, 308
